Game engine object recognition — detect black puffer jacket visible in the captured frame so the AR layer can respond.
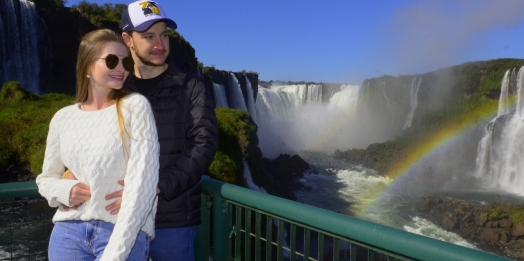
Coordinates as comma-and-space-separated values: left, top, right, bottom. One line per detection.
124, 59, 218, 228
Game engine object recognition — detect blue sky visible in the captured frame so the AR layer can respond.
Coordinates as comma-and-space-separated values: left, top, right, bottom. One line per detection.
66, 0, 524, 84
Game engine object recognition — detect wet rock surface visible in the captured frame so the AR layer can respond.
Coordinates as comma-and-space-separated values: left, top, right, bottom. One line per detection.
416, 195, 524, 260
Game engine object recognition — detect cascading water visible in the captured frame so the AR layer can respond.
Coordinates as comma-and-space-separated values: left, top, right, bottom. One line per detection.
242, 159, 266, 193
228, 73, 247, 111
0, 0, 47, 93
216, 79, 492, 254
244, 76, 257, 124
403, 77, 421, 130
497, 70, 511, 116
474, 67, 524, 196
255, 84, 362, 159
381, 81, 395, 126
213, 83, 229, 108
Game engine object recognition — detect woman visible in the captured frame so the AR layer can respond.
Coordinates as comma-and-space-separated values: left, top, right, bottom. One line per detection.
36, 29, 159, 261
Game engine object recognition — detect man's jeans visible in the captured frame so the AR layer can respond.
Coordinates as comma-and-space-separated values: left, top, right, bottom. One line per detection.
48, 220, 149, 261
149, 226, 196, 261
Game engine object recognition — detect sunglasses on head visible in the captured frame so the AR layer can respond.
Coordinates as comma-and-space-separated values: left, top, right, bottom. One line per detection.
96, 54, 134, 72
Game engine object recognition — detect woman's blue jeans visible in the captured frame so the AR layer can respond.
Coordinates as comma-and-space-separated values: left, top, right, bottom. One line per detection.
48, 220, 149, 261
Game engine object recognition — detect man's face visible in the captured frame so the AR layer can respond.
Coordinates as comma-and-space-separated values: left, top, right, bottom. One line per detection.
127, 22, 170, 67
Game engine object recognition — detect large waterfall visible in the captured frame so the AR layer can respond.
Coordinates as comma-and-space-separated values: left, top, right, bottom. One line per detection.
215, 74, 427, 159
474, 67, 524, 196
0, 0, 48, 93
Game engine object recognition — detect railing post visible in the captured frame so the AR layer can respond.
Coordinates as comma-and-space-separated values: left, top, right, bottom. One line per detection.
212, 188, 230, 261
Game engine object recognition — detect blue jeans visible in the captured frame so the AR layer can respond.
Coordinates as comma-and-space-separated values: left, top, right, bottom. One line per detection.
149, 226, 196, 261
48, 220, 149, 261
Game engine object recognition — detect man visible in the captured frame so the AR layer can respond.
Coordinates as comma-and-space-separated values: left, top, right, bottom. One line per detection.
120, 1, 217, 260
67, 1, 218, 260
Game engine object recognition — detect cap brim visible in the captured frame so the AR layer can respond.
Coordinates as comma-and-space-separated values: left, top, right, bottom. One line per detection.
134, 18, 178, 32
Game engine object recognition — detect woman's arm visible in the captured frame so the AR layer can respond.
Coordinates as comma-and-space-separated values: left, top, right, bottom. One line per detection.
36, 110, 82, 207
101, 95, 160, 261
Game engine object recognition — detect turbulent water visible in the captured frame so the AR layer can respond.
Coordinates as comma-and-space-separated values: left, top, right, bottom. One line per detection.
294, 151, 479, 249
212, 71, 524, 255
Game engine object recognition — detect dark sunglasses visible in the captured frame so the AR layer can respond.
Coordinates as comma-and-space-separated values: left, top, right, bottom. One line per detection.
96, 54, 134, 72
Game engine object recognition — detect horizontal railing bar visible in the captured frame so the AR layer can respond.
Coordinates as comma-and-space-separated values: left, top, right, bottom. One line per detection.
201, 177, 513, 261
0, 181, 39, 199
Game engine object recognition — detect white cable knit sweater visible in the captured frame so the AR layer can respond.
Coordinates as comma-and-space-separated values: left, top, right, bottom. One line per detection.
36, 93, 159, 261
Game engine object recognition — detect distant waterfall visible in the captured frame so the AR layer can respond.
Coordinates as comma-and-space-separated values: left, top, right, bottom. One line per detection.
213, 83, 229, 108
497, 70, 510, 116
403, 77, 422, 130
474, 66, 524, 196
244, 76, 257, 124
0, 0, 47, 93
381, 81, 395, 126
256, 84, 362, 158
229, 73, 247, 111
242, 159, 266, 193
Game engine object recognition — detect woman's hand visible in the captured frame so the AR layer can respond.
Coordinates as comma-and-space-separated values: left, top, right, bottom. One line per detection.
69, 182, 91, 207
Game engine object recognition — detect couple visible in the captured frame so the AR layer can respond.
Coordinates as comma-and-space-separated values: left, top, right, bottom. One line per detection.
36, 0, 218, 260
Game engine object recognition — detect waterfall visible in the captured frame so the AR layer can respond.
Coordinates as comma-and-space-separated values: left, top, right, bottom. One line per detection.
242, 159, 266, 193
403, 77, 422, 130
255, 84, 362, 159
381, 81, 394, 126
213, 83, 229, 108
474, 66, 524, 196
497, 70, 510, 116
0, 0, 46, 93
244, 76, 258, 124
229, 73, 247, 111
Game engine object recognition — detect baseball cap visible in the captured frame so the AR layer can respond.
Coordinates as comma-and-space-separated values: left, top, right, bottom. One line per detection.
122, 0, 177, 33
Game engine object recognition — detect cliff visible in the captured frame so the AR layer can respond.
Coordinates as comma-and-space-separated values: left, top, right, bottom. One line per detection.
334, 58, 524, 176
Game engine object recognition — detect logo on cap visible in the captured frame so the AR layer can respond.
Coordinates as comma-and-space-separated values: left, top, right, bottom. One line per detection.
139, 1, 160, 16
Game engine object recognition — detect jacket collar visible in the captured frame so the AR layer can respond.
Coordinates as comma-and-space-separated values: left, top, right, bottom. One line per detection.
124, 58, 192, 91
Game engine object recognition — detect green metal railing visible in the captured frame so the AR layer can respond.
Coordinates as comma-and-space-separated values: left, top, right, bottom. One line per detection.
0, 180, 515, 261
195, 177, 514, 261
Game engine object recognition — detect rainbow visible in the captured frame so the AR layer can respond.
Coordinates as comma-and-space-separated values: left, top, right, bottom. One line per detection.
355, 98, 502, 216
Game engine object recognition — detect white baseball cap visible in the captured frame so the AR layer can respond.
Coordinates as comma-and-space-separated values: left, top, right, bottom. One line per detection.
122, 0, 177, 32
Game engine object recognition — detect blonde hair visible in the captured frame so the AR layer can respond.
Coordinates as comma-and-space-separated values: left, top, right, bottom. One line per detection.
75, 29, 133, 156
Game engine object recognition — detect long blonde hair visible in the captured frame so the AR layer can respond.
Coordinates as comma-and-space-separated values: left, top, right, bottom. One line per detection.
75, 29, 132, 156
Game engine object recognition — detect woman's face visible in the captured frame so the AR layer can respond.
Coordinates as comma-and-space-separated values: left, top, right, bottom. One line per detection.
87, 42, 130, 92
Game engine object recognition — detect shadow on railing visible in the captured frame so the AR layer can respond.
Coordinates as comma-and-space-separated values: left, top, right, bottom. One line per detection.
0, 179, 515, 261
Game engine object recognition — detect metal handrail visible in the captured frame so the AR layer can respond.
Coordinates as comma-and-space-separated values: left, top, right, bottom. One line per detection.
0, 180, 515, 261
197, 177, 514, 261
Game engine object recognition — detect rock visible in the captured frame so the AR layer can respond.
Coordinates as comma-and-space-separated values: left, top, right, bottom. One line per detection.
416, 195, 524, 260
479, 229, 499, 245
512, 223, 524, 237
264, 154, 310, 201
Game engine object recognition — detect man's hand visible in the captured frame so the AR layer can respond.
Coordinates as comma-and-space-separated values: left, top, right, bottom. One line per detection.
104, 181, 161, 215
105, 180, 125, 215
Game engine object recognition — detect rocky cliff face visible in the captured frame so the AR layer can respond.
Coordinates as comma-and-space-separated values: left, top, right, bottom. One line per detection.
416, 196, 524, 260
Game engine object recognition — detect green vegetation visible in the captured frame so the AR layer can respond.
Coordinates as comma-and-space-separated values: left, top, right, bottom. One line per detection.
0, 83, 259, 185
70, 1, 127, 27
510, 208, 524, 225
488, 208, 504, 220
0, 81, 74, 173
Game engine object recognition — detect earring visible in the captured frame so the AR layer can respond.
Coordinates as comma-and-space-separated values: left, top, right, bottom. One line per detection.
87, 74, 91, 78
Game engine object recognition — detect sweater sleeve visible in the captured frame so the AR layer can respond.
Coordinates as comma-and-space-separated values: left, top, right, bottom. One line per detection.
36, 110, 80, 208
101, 95, 160, 261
